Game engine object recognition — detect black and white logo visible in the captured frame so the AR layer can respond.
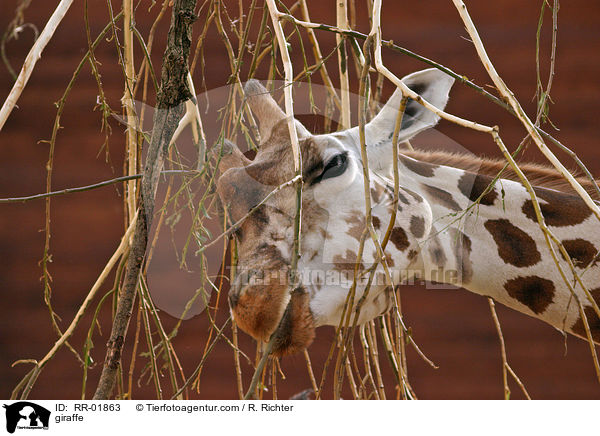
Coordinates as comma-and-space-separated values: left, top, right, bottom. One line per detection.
3, 402, 50, 433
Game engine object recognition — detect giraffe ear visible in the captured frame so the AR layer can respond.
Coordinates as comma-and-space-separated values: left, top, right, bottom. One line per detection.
363, 69, 454, 171
244, 79, 310, 143
217, 139, 251, 174
367, 69, 454, 144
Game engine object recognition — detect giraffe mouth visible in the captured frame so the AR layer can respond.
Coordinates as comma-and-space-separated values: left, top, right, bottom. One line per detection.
270, 288, 316, 356
229, 278, 315, 356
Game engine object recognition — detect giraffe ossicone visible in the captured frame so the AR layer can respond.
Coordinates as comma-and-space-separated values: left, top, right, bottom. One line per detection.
216, 69, 600, 356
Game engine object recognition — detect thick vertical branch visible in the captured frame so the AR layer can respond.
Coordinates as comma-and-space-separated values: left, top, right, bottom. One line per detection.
93, 0, 197, 400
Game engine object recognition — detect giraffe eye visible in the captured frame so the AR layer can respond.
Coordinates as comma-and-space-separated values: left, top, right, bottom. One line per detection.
312, 152, 348, 185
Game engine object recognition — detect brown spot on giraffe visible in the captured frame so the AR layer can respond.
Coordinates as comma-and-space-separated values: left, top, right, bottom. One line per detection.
372, 216, 381, 230
571, 296, 600, 343
400, 154, 439, 177
561, 239, 599, 268
522, 186, 593, 227
421, 184, 461, 211
271, 288, 315, 356
449, 228, 473, 284
371, 184, 385, 203
396, 190, 410, 205
407, 249, 419, 262
390, 227, 409, 251
385, 254, 395, 268
457, 171, 498, 206
301, 199, 329, 235
409, 215, 425, 238
333, 250, 365, 273
484, 219, 541, 267
345, 212, 365, 241
570, 288, 600, 343
504, 275, 556, 315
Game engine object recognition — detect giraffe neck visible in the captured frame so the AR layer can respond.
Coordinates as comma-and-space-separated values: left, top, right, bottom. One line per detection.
393, 154, 600, 342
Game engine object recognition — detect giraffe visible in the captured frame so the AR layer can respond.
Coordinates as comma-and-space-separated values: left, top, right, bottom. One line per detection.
216, 68, 600, 356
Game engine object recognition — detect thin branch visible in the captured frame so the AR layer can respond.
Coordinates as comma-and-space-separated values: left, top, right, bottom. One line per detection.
534, 0, 559, 127
0, 170, 195, 203
487, 298, 531, 400
488, 298, 510, 399
0, 0, 75, 132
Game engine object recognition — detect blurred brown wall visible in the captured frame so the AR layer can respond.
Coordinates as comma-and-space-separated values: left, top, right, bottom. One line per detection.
1, 0, 599, 399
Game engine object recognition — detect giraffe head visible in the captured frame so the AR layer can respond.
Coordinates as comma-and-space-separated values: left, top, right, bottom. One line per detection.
216, 69, 455, 355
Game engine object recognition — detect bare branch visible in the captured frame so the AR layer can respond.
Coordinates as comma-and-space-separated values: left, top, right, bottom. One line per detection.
0, 170, 194, 204
0, 0, 75, 132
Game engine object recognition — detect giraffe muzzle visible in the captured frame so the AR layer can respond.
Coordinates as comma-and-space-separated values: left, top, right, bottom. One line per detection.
228, 265, 315, 355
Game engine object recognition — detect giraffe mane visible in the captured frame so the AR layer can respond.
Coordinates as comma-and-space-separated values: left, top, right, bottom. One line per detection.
402, 149, 600, 200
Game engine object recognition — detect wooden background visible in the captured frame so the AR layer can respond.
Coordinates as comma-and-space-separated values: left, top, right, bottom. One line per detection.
1, 0, 599, 399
